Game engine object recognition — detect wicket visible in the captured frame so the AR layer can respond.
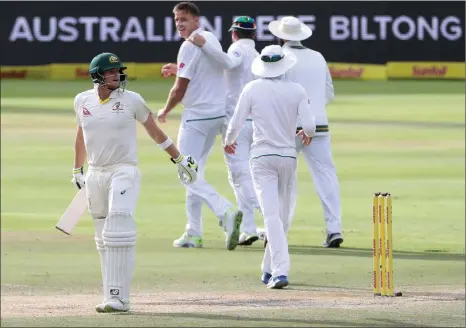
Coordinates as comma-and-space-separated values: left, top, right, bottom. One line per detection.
372, 192, 401, 297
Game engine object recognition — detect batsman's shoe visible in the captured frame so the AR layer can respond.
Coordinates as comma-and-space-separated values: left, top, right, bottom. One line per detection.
261, 272, 272, 285
323, 233, 344, 248
257, 227, 267, 240
222, 208, 243, 251
102, 299, 130, 313
238, 232, 259, 246
267, 275, 289, 289
173, 232, 203, 248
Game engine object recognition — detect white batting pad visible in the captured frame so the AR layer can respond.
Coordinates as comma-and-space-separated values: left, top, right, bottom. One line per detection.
93, 217, 107, 302
102, 212, 136, 304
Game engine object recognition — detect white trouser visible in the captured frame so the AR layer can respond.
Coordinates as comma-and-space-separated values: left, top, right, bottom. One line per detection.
296, 134, 342, 234
86, 164, 141, 218
251, 155, 297, 277
177, 116, 233, 237
86, 164, 140, 303
224, 120, 260, 235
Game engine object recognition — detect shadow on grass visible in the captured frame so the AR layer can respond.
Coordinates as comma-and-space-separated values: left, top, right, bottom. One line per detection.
242, 245, 465, 262
288, 283, 465, 300
122, 311, 434, 327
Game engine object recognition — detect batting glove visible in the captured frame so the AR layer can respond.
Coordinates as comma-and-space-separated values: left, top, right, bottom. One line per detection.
171, 154, 198, 184
71, 167, 86, 190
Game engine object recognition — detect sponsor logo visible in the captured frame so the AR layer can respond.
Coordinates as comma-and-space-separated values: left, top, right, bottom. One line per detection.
82, 107, 92, 116
109, 288, 120, 296
7, 16, 223, 43
329, 67, 364, 78
412, 65, 447, 77
232, 51, 240, 57
330, 15, 463, 41
1, 70, 27, 79
179, 63, 185, 69
7, 15, 462, 43
75, 68, 89, 78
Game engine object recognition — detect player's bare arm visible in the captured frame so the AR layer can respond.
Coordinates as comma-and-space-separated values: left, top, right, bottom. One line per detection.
72, 125, 86, 189
143, 112, 181, 159
143, 112, 198, 184
157, 77, 189, 123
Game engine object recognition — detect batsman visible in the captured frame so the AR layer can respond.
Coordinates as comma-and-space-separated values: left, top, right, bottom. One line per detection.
71, 52, 198, 313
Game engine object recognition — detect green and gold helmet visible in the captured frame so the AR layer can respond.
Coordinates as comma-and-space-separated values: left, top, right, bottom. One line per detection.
88, 52, 127, 84
229, 16, 256, 32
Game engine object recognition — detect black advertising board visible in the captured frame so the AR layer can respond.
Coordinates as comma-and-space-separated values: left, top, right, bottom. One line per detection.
1, 1, 464, 65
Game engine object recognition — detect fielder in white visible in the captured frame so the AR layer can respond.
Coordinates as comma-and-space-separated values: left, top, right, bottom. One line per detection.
269, 16, 344, 248
188, 16, 262, 246
72, 52, 198, 313
224, 45, 316, 289
158, 2, 243, 250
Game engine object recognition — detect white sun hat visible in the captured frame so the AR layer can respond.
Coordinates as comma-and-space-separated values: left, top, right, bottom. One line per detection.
268, 16, 313, 41
251, 45, 297, 78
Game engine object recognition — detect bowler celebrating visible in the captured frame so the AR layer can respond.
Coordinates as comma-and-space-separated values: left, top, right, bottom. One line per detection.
159, 2, 243, 251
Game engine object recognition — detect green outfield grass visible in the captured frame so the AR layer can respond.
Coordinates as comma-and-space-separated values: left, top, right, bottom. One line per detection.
1, 80, 465, 327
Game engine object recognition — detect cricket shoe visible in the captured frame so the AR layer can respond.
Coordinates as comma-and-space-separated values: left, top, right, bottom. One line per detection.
261, 272, 272, 285
173, 232, 203, 248
323, 233, 344, 248
95, 299, 130, 313
257, 227, 267, 240
267, 275, 289, 289
222, 208, 243, 251
238, 232, 259, 246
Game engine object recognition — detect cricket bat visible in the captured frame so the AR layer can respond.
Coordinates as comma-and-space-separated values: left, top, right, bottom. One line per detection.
55, 188, 88, 235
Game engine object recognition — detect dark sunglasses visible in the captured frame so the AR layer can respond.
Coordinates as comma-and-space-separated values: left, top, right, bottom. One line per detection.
261, 54, 284, 63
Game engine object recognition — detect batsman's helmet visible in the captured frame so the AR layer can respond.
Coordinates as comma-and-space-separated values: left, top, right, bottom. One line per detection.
88, 52, 127, 84
229, 16, 256, 32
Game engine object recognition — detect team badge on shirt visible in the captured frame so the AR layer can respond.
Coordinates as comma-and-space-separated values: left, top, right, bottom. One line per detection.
112, 102, 123, 113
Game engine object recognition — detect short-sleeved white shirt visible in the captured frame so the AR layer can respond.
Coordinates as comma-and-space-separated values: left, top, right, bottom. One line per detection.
74, 85, 151, 167
177, 28, 226, 120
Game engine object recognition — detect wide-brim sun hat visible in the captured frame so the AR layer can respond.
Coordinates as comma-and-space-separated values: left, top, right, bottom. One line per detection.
251, 45, 297, 78
268, 16, 313, 41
